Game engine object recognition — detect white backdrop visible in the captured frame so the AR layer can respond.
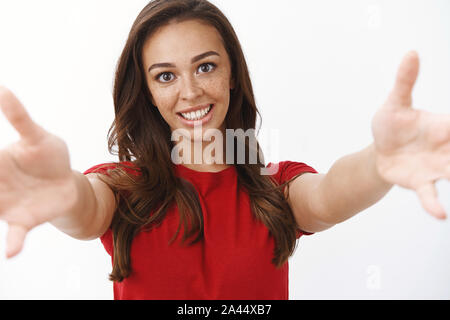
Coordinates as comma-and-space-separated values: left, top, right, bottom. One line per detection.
0, 0, 449, 299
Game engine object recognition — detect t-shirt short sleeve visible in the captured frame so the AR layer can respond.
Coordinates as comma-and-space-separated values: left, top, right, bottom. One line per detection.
267, 161, 318, 239
83, 161, 139, 176
83, 161, 139, 256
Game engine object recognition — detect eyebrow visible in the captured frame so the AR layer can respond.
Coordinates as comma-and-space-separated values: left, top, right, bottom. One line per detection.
147, 51, 220, 73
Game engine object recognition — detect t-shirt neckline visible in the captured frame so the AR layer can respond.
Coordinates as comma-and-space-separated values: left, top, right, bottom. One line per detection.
175, 164, 236, 177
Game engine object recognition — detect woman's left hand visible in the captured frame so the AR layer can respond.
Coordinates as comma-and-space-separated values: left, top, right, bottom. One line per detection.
371, 51, 450, 220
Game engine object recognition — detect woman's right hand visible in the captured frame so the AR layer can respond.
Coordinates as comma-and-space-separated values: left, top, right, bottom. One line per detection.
0, 86, 77, 258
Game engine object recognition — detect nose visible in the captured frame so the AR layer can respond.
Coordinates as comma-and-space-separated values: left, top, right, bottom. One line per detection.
179, 75, 203, 102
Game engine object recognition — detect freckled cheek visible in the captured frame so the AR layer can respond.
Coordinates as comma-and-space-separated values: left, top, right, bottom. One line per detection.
150, 87, 179, 115
203, 77, 231, 102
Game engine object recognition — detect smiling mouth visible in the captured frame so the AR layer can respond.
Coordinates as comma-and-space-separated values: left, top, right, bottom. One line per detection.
178, 104, 214, 121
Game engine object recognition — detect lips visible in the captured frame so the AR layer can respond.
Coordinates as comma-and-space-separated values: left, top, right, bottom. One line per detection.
178, 105, 212, 121
177, 103, 212, 115
176, 104, 215, 127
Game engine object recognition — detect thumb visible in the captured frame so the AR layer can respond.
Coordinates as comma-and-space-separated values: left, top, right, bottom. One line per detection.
6, 223, 29, 259
387, 51, 420, 108
0, 86, 46, 145
415, 183, 447, 220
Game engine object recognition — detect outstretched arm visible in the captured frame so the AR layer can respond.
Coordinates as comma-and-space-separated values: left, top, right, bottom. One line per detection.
288, 51, 449, 233
288, 144, 392, 233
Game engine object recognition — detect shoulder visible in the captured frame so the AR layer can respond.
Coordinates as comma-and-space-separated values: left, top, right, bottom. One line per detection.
83, 161, 141, 177
267, 161, 318, 185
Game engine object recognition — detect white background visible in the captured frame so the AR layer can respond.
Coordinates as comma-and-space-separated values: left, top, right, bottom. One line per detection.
0, 0, 449, 299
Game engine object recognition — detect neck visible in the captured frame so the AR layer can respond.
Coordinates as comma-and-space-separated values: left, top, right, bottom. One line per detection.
172, 128, 231, 172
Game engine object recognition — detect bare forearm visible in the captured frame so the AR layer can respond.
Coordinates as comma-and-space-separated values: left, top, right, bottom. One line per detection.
49, 170, 99, 240
317, 143, 393, 225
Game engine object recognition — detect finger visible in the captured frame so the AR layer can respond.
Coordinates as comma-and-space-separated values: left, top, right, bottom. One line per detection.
5, 223, 28, 259
0, 86, 46, 145
415, 183, 447, 220
387, 51, 420, 108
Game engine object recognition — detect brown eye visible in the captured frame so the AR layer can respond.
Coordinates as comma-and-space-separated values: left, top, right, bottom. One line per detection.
156, 72, 175, 83
198, 63, 216, 74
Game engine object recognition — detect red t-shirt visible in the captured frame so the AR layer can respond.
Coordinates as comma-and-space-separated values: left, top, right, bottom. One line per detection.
83, 161, 318, 300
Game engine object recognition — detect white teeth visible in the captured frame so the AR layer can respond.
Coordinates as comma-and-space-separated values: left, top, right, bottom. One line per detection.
181, 105, 212, 121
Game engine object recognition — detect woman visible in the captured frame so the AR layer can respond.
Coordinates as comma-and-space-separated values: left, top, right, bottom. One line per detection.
0, 0, 448, 300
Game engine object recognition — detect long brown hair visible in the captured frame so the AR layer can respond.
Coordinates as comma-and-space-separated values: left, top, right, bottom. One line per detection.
95, 0, 305, 282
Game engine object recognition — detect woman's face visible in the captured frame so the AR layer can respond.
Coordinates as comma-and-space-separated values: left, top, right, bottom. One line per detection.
142, 19, 234, 139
